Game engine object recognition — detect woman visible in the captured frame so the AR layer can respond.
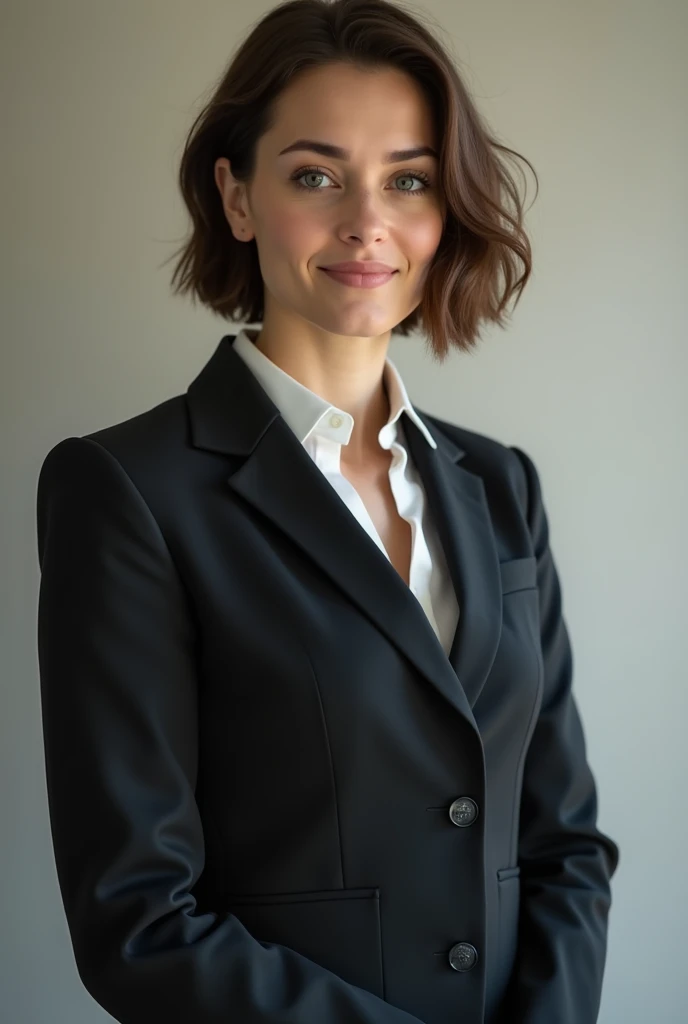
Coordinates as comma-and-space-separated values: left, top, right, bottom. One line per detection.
36, 1, 619, 1023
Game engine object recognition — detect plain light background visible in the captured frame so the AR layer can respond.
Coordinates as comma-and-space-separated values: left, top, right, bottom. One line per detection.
3, 1, 686, 1021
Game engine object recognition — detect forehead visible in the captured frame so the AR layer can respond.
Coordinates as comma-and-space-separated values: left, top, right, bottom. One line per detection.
263, 63, 437, 155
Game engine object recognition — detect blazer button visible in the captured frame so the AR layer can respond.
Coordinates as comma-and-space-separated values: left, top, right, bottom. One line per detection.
448, 796, 478, 826
448, 942, 478, 972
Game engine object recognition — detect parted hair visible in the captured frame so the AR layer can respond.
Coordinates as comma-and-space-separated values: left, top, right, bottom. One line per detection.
165, 0, 538, 361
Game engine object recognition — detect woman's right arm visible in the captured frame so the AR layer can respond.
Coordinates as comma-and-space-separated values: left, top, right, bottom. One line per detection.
36, 435, 427, 1024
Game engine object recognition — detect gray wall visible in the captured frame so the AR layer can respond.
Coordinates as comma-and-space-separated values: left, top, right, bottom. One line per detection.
3, 1, 686, 1021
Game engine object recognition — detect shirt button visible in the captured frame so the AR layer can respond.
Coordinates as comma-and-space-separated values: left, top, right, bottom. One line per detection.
448, 942, 478, 972
448, 797, 479, 827
329, 414, 343, 429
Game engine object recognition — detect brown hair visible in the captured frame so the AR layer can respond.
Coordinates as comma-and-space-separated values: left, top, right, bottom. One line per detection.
165, 0, 538, 361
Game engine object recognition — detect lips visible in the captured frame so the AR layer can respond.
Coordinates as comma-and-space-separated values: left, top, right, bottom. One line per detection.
320, 261, 396, 274
320, 268, 397, 289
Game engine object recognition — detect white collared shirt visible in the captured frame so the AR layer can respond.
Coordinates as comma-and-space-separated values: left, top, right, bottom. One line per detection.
231, 328, 459, 655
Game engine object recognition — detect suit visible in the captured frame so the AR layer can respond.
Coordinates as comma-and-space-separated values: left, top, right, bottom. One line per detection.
36, 332, 620, 1024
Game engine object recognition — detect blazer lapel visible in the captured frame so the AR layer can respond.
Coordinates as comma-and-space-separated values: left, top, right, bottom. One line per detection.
186, 335, 502, 735
402, 413, 503, 712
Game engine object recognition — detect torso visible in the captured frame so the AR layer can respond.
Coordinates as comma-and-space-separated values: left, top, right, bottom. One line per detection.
340, 450, 412, 587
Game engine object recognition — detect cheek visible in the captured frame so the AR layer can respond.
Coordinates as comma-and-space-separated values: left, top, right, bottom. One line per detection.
261, 201, 321, 259
403, 210, 444, 264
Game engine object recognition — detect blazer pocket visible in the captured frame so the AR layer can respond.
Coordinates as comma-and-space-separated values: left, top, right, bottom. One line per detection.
499, 556, 537, 596
225, 887, 384, 998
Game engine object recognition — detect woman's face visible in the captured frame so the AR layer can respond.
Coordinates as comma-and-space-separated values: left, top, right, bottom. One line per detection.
214, 62, 446, 344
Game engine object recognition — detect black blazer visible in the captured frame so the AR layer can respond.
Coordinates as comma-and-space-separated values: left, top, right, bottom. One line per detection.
36, 333, 619, 1024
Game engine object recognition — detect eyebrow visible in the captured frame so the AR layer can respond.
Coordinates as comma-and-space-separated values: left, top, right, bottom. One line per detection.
278, 139, 438, 162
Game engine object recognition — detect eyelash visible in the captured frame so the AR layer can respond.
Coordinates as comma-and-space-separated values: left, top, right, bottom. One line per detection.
290, 165, 433, 197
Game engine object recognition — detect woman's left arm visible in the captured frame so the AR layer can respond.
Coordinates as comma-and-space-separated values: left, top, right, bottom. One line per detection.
502, 446, 620, 1024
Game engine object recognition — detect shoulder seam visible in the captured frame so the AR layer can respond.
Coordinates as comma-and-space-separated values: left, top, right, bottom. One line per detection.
77, 436, 176, 566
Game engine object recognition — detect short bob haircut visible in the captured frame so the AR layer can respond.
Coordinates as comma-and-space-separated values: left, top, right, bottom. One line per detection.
166, 0, 538, 362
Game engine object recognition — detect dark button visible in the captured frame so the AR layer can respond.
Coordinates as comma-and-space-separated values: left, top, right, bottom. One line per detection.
448, 942, 478, 972
448, 797, 478, 827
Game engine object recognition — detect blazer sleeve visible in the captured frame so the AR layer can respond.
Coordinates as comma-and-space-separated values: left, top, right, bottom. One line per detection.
503, 446, 620, 1024
36, 436, 428, 1024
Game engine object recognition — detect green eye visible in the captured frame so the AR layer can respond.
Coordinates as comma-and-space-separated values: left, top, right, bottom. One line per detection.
290, 166, 432, 196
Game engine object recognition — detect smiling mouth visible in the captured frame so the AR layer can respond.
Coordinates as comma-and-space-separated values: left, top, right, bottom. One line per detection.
319, 268, 398, 289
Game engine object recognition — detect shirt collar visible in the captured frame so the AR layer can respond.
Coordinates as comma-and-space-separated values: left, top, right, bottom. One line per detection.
231, 328, 438, 451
